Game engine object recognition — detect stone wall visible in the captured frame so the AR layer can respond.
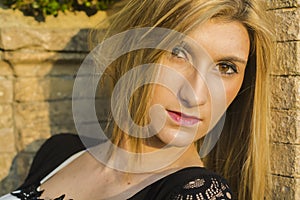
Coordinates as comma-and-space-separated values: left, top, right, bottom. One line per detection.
0, 3, 114, 193
0, 0, 299, 199
268, 0, 300, 199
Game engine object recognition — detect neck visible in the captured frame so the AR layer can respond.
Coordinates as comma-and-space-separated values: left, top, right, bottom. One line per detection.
118, 136, 204, 172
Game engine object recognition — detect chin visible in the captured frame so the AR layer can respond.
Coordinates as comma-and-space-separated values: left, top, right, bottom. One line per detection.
156, 128, 199, 147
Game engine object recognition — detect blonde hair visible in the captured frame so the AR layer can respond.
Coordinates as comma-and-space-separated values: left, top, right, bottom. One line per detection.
91, 0, 275, 199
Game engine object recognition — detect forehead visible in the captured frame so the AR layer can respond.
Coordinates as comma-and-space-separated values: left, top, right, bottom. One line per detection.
186, 19, 250, 61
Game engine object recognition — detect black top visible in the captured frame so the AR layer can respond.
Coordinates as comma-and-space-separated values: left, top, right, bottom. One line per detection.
12, 134, 232, 200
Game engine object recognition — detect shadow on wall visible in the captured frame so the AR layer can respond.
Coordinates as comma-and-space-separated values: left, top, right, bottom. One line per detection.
0, 140, 45, 194
0, 27, 112, 195
0, 0, 130, 194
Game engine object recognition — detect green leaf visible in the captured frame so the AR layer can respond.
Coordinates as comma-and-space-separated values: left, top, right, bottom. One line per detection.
4, 0, 116, 19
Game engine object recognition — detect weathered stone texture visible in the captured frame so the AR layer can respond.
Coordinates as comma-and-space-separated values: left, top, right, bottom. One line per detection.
0, 153, 16, 181
0, 3, 116, 195
14, 76, 109, 102
270, 76, 300, 110
15, 102, 49, 128
269, 4, 300, 198
0, 28, 89, 51
0, 6, 108, 29
272, 175, 299, 199
296, 178, 300, 199
12, 62, 80, 77
13, 98, 109, 152
0, 77, 13, 103
267, 0, 300, 9
271, 143, 300, 176
0, 61, 13, 76
274, 41, 300, 75
274, 8, 300, 41
3, 51, 87, 65
0, 104, 13, 129
0, 128, 15, 153
15, 77, 74, 102
271, 110, 300, 144
0, 0, 298, 199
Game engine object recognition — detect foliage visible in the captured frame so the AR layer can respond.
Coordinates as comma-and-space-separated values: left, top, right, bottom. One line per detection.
4, 0, 116, 21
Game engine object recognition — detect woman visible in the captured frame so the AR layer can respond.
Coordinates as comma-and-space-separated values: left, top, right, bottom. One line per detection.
0, 0, 274, 199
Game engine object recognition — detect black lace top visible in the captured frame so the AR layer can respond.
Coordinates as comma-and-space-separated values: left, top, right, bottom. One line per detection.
8, 134, 232, 200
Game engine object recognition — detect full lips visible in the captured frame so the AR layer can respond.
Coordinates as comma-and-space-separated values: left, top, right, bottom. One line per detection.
167, 110, 201, 127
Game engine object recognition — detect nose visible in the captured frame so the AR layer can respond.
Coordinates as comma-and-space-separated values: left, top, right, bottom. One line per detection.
177, 72, 208, 108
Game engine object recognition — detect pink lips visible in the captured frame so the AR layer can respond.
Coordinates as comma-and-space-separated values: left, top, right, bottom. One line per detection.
167, 110, 201, 126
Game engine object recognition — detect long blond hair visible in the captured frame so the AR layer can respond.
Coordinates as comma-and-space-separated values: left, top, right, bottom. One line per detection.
90, 0, 275, 199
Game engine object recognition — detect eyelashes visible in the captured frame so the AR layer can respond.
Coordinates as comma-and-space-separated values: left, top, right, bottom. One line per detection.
171, 41, 194, 64
171, 46, 190, 62
170, 43, 239, 76
215, 61, 238, 75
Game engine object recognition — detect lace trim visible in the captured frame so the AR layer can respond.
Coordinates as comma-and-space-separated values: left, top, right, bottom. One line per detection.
183, 179, 205, 189
170, 177, 232, 200
11, 184, 66, 200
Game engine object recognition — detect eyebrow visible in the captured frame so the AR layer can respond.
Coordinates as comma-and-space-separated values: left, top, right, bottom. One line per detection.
217, 56, 248, 65
181, 40, 248, 65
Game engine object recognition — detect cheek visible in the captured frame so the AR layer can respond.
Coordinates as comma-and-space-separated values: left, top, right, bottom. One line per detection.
150, 84, 180, 108
224, 77, 244, 106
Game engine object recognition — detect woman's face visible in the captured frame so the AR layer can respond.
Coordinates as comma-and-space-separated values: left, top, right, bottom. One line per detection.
149, 20, 250, 147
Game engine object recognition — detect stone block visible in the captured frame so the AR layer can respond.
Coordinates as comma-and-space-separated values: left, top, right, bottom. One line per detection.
48, 62, 80, 77
49, 100, 109, 135
73, 98, 110, 123
3, 51, 86, 65
0, 153, 16, 182
0, 77, 13, 103
270, 76, 300, 110
48, 99, 107, 126
15, 77, 74, 102
267, 0, 300, 9
15, 104, 51, 150
274, 8, 300, 42
15, 77, 47, 102
270, 143, 299, 177
0, 104, 12, 129
296, 178, 300, 199
15, 118, 50, 153
0, 128, 15, 153
73, 75, 112, 100
297, 146, 300, 176
48, 77, 74, 100
0, 61, 12, 76
13, 63, 53, 77
15, 102, 50, 130
0, 7, 108, 29
13, 62, 82, 77
274, 41, 300, 75
0, 27, 89, 51
50, 125, 77, 135
18, 125, 51, 139
270, 110, 300, 144
15, 75, 111, 102
48, 100, 74, 126
14, 98, 109, 139
271, 175, 298, 199
15, 118, 50, 152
